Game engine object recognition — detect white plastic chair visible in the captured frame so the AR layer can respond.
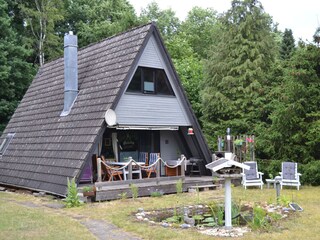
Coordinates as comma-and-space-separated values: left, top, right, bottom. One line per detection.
278, 162, 301, 190
241, 161, 264, 189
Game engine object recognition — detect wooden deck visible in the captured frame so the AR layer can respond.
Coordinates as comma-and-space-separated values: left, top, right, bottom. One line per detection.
91, 176, 221, 201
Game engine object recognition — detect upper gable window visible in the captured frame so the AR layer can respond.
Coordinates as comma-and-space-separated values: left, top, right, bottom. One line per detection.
127, 67, 175, 96
0, 133, 15, 156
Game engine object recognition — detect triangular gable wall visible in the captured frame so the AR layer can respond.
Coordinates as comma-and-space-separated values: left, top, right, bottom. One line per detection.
115, 35, 191, 127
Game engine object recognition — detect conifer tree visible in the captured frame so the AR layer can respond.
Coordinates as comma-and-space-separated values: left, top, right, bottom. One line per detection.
201, 0, 276, 146
280, 28, 295, 60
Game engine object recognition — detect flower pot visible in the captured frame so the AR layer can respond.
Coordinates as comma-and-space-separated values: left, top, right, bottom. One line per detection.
83, 191, 95, 197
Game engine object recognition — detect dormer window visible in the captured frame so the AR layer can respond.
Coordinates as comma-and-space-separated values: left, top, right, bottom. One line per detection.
127, 67, 174, 96
0, 133, 15, 156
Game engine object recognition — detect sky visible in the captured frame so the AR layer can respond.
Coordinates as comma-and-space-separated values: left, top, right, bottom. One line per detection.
128, 0, 320, 42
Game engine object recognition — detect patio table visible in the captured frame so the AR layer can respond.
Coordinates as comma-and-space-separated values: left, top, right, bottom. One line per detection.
266, 179, 276, 189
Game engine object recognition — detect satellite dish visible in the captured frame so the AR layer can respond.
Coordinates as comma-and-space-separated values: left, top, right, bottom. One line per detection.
105, 109, 117, 126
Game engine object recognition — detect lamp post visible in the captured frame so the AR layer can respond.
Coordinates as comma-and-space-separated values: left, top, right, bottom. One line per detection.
226, 128, 231, 152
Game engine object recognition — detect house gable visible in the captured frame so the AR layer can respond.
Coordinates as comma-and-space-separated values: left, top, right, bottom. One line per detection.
115, 34, 191, 127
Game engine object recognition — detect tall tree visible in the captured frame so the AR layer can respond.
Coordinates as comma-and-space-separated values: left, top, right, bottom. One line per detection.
266, 42, 320, 162
138, 2, 180, 42
19, 0, 65, 66
180, 7, 219, 58
280, 28, 295, 60
201, 0, 276, 146
0, 0, 35, 132
60, 0, 138, 48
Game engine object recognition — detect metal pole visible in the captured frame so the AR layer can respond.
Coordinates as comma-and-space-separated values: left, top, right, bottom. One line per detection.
128, 157, 132, 180
275, 176, 281, 203
225, 177, 232, 229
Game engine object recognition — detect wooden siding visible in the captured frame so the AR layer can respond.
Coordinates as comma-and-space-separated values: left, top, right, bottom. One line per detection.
115, 94, 190, 126
116, 34, 191, 126
139, 35, 163, 68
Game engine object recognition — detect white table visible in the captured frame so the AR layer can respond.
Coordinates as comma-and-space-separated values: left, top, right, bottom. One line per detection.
266, 179, 275, 188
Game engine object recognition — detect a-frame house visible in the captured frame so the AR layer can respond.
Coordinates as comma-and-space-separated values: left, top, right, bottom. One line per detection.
0, 23, 212, 196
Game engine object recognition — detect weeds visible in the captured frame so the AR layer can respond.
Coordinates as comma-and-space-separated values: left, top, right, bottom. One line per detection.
130, 184, 139, 200
176, 179, 183, 194
65, 177, 81, 208
118, 192, 128, 200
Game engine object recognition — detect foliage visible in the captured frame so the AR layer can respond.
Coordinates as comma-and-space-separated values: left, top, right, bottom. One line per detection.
138, 2, 180, 42
61, 0, 138, 48
257, 160, 282, 181
301, 161, 320, 186
82, 186, 94, 193
19, 0, 65, 65
280, 28, 295, 60
202, 0, 277, 147
208, 201, 224, 226
150, 190, 164, 198
175, 179, 183, 194
265, 43, 320, 162
248, 205, 268, 230
0, 0, 35, 132
179, 6, 219, 58
130, 183, 139, 200
65, 177, 81, 208
278, 195, 290, 207
118, 191, 128, 200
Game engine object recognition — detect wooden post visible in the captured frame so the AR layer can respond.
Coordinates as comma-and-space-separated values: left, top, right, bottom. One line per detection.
97, 157, 102, 182
128, 157, 132, 180
180, 155, 185, 182
156, 157, 160, 184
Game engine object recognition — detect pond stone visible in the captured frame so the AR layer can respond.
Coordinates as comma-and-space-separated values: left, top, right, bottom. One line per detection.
138, 208, 144, 213
161, 223, 170, 228
180, 224, 191, 229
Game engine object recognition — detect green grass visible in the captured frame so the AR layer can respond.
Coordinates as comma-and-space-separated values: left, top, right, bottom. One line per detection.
0, 193, 94, 240
1, 186, 319, 240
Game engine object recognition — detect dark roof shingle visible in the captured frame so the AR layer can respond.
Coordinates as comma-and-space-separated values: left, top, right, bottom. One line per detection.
0, 23, 152, 196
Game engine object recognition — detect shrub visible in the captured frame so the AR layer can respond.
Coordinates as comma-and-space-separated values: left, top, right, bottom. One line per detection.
257, 159, 282, 181
65, 177, 82, 208
130, 184, 139, 199
176, 179, 183, 194
150, 191, 164, 197
300, 160, 320, 186
249, 205, 268, 230
118, 192, 128, 200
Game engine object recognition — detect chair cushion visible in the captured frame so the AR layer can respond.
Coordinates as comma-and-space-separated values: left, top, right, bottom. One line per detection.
244, 162, 258, 180
282, 162, 296, 180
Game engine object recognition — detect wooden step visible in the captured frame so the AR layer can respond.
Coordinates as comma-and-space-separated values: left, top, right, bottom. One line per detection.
188, 184, 219, 192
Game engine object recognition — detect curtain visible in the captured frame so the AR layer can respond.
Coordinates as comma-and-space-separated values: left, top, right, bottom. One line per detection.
112, 132, 119, 162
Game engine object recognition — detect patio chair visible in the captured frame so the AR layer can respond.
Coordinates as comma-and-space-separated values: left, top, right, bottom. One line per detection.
144, 153, 160, 178
138, 152, 148, 163
241, 161, 264, 189
278, 162, 301, 190
100, 156, 123, 181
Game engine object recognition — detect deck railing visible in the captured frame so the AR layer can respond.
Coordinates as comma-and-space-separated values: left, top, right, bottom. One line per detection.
96, 155, 186, 184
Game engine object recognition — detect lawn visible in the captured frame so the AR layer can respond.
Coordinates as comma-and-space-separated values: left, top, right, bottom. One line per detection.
0, 186, 319, 239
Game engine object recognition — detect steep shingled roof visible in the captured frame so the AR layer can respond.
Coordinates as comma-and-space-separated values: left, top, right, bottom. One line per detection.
0, 23, 153, 196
